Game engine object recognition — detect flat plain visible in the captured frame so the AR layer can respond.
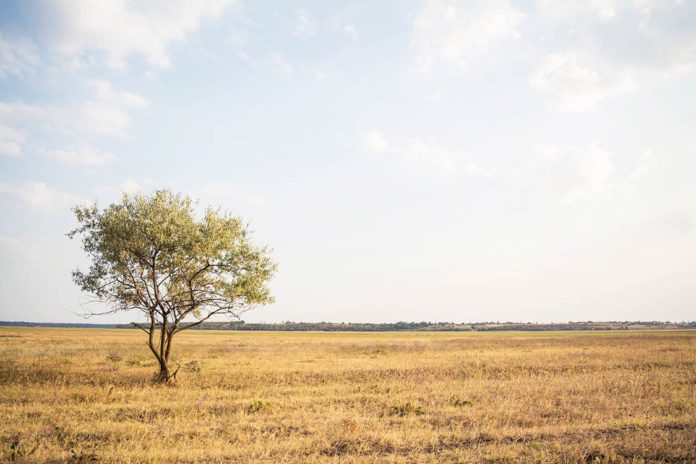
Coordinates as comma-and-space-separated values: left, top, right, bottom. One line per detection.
1, 328, 695, 463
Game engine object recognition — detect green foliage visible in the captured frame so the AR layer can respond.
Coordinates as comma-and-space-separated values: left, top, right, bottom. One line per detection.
69, 189, 276, 318
68, 189, 276, 380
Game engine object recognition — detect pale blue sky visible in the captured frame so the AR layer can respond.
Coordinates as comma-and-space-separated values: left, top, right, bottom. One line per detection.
0, 0, 694, 323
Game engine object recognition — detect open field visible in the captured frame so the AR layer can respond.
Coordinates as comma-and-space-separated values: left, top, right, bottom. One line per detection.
1, 328, 695, 463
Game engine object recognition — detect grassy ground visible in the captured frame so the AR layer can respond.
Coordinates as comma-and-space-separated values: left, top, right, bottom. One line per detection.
1, 328, 695, 463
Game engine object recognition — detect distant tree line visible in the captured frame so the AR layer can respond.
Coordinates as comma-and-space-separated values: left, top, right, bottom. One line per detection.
161, 320, 696, 332
2, 320, 694, 331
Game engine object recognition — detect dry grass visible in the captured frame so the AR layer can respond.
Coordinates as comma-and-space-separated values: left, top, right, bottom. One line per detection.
1, 328, 695, 463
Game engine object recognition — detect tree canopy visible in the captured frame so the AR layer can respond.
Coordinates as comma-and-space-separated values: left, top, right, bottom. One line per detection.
69, 189, 276, 381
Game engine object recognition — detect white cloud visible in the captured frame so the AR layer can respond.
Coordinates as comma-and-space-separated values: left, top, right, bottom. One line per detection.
0, 32, 40, 78
535, 0, 618, 20
531, 0, 696, 110
361, 130, 479, 178
120, 179, 142, 194
87, 79, 149, 108
35, 0, 238, 69
530, 51, 639, 111
664, 207, 696, 233
0, 181, 84, 211
293, 9, 315, 37
311, 68, 327, 82
412, 0, 524, 71
629, 149, 655, 180
0, 99, 134, 139
565, 144, 615, 199
0, 79, 147, 161
533, 143, 617, 202
40, 143, 114, 167
268, 53, 294, 77
343, 24, 358, 39
361, 130, 389, 154
0, 125, 25, 157
74, 102, 133, 136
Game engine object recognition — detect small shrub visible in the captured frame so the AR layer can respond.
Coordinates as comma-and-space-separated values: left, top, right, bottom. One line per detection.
385, 402, 424, 417
245, 400, 271, 414
448, 396, 472, 407
8, 436, 38, 462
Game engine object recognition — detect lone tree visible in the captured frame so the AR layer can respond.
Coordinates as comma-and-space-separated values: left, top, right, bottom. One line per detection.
69, 189, 276, 382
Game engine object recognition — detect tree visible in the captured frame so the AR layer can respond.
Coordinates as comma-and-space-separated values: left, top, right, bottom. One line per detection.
68, 189, 276, 382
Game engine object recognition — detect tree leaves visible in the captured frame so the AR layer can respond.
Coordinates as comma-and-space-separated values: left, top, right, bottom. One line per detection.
69, 189, 276, 330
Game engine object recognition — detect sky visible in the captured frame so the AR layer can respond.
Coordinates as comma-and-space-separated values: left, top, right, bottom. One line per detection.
0, 0, 694, 324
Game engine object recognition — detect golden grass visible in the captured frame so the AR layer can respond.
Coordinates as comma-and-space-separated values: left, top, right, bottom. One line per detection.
1, 328, 695, 463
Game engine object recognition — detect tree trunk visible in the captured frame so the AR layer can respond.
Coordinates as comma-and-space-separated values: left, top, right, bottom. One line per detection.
154, 314, 172, 383
156, 359, 170, 383
154, 330, 178, 383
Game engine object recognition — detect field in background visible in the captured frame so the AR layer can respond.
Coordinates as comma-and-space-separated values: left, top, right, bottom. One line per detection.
1, 328, 695, 463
